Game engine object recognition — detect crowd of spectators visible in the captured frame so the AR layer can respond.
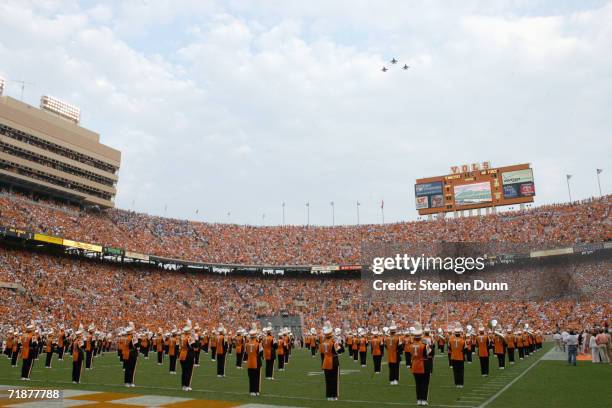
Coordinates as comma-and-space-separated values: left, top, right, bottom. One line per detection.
0, 190, 609, 265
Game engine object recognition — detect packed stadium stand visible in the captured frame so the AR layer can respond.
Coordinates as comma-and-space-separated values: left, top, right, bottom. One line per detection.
0, 189, 610, 335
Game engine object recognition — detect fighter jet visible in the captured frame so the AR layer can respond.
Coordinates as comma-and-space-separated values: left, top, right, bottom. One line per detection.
381, 66, 388, 72
402, 64, 409, 70
390, 58, 398, 64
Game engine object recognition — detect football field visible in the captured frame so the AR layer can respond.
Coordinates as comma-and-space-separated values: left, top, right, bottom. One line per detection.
0, 343, 610, 407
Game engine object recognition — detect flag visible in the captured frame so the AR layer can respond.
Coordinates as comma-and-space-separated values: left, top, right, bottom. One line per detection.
381, 200, 384, 209
357, 201, 360, 206
330, 201, 334, 206
306, 202, 309, 207
566, 175, 572, 180
195, 209, 199, 214
597, 169, 603, 174
282, 202, 285, 207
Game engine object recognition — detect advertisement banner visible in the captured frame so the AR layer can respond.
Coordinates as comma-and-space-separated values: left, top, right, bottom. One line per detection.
415, 181, 444, 209
104, 247, 123, 256
4, 228, 34, 240
454, 182, 492, 206
502, 169, 534, 185
502, 169, 535, 199
415, 196, 428, 209
34, 233, 63, 245
63, 239, 102, 252
125, 251, 149, 261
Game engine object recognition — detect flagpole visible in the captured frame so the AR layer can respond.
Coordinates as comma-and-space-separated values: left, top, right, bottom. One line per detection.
282, 202, 285, 226
381, 200, 385, 224
597, 169, 603, 196
566, 175, 572, 202
356, 201, 360, 225
330, 201, 335, 226
306, 202, 310, 227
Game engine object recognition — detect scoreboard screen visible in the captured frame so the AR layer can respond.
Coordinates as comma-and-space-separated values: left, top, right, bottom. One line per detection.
415, 163, 535, 215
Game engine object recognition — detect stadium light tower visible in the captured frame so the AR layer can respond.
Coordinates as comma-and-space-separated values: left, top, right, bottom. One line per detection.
596, 169, 603, 196
566, 174, 573, 202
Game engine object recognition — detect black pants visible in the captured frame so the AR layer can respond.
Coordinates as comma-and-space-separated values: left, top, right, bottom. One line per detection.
211, 347, 216, 360
352, 349, 358, 361
58, 347, 64, 360
278, 355, 285, 370
265, 358, 274, 378
141, 347, 149, 358
45, 351, 53, 368
284, 351, 289, 364
157, 351, 164, 364
194, 350, 201, 365
518, 347, 525, 359
311, 346, 317, 357
85, 350, 93, 369
169, 355, 177, 373
21, 357, 33, 379
404, 352, 411, 367
508, 348, 515, 363
236, 351, 243, 367
124, 356, 137, 384
11, 351, 19, 366
216, 353, 226, 376
452, 360, 464, 385
448, 353, 452, 367
465, 349, 473, 362
497, 353, 505, 368
425, 358, 433, 375
248, 367, 261, 393
359, 351, 367, 366
388, 362, 399, 382
414, 373, 430, 401
438, 345, 445, 353
180, 359, 194, 387
373, 355, 382, 373
72, 358, 83, 383
324, 368, 339, 398
479, 356, 489, 375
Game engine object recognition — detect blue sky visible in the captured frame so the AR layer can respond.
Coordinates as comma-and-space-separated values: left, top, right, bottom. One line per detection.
0, 0, 610, 225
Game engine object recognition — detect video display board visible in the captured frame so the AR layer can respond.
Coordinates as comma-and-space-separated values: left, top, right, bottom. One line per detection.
502, 168, 535, 199
414, 181, 444, 209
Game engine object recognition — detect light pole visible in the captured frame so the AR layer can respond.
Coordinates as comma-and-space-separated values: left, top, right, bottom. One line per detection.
356, 201, 360, 225
381, 200, 385, 224
305, 202, 310, 226
282, 202, 286, 226
597, 169, 603, 196
262, 213, 266, 225
330, 201, 335, 226
566, 175, 572, 202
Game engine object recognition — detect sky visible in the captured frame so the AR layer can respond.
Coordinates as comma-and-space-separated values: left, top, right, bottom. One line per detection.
0, 0, 610, 226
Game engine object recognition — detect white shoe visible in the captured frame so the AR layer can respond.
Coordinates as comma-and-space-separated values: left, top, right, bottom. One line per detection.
500, 367, 505, 370
130, 383, 135, 387
182, 386, 186, 391
417, 401, 422, 406
125, 383, 130, 387
187, 387, 192, 391
250, 392, 256, 396
422, 401, 428, 406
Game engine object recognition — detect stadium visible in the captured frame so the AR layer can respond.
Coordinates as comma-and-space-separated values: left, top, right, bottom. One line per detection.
1, 1, 611, 408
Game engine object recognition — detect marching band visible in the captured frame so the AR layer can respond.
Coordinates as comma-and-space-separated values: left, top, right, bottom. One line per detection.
2, 318, 545, 405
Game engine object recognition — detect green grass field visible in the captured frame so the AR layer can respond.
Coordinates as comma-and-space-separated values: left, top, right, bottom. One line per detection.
1, 343, 610, 407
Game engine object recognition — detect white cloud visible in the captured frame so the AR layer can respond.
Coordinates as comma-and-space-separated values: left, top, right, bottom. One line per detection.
0, 0, 610, 225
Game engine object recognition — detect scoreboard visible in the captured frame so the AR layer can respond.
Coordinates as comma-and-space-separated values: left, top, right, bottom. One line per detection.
415, 162, 535, 215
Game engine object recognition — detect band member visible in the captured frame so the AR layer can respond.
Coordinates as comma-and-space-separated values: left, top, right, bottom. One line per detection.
179, 326, 195, 391
385, 322, 402, 385
154, 329, 165, 365
277, 329, 286, 371
321, 326, 342, 401
411, 324, 432, 406
358, 330, 368, 367
193, 324, 201, 366
235, 329, 245, 368
506, 329, 516, 364
123, 327, 138, 387
517, 329, 525, 359
351, 330, 359, 362
11, 330, 20, 367
464, 329, 474, 363
140, 332, 150, 359
423, 326, 434, 374
263, 326, 276, 379
437, 328, 446, 353
210, 330, 218, 361
44, 329, 55, 368
370, 328, 384, 374
168, 330, 179, 374
309, 328, 318, 357
346, 331, 354, 360
57, 326, 66, 360
246, 329, 263, 396
493, 326, 506, 369
72, 329, 84, 384
5, 330, 14, 361
449, 325, 466, 388
404, 328, 413, 368
216, 325, 228, 377
476, 326, 490, 377
20, 324, 36, 380
85, 324, 95, 370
